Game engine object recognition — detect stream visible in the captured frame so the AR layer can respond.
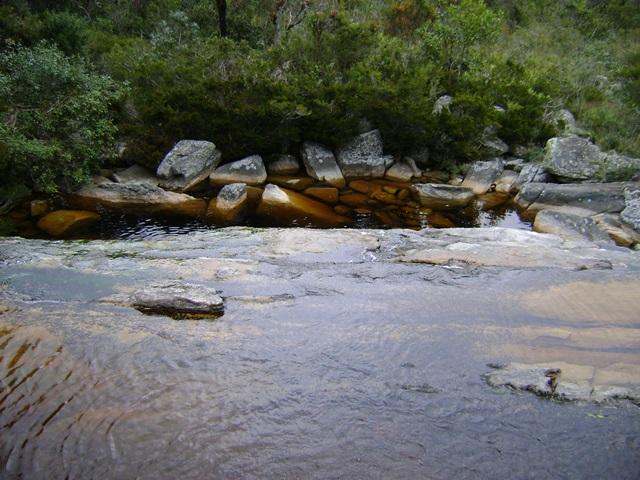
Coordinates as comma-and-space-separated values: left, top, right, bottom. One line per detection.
0, 228, 639, 479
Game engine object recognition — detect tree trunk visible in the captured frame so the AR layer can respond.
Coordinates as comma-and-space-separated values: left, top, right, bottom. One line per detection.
216, 0, 228, 37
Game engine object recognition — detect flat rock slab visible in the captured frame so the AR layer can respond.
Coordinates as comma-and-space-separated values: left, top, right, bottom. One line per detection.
411, 184, 475, 210
533, 209, 612, 244
131, 281, 224, 318
515, 181, 637, 214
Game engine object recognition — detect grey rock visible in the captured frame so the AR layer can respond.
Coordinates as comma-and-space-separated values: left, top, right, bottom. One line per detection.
504, 157, 526, 172
266, 154, 300, 175
495, 170, 519, 194
621, 188, 640, 231
411, 184, 475, 210
533, 209, 612, 244
207, 183, 248, 225
515, 182, 635, 214
157, 140, 222, 192
68, 181, 206, 218
112, 165, 159, 186
544, 135, 601, 181
300, 142, 346, 188
481, 128, 509, 157
210, 155, 267, 186
602, 152, 640, 182
336, 130, 389, 178
552, 109, 587, 136
385, 159, 417, 182
461, 158, 504, 194
516, 164, 551, 187
433, 95, 453, 114
485, 364, 557, 397
131, 281, 224, 318
592, 212, 640, 247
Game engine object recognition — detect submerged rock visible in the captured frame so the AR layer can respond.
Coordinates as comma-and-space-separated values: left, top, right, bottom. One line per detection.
304, 187, 339, 204
37, 210, 100, 237
336, 130, 392, 178
300, 142, 346, 188
256, 184, 350, 227
210, 155, 267, 186
157, 140, 221, 192
411, 184, 475, 210
68, 181, 207, 218
131, 281, 224, 318
267, 175, 315, 192
462, 158, 504, 194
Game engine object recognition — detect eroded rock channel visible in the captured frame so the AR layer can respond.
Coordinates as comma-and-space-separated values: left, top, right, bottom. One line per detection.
1, 227, 639, 479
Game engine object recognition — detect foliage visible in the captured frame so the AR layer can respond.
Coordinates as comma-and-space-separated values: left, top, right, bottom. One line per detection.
0, 43, 125, 192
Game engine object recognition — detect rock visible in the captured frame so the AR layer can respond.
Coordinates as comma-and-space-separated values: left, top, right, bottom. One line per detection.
131, 281, 224, 318
157, 140, 221, 192
336, 130, 391, 178
533, 209, 612, 244
300, 142, 346, 188
405, 147, 430, 169
30, 199, 50, 217
112, 165, 159, 186
267, 175, 315, 191
544, 135, 601, 182
494, 170, 519, 194
411, 184, 475, 210
339, 193, 376, 208
266, 154, 300, 175
385, 159, 417, 182
476, 192, 510, 210
207, 183, 248, 225
485, 363, 557, 397
515, 182, 635, 214
348, 180, 381, 195
448, 174, 464, 186
481, 128, 509, 157
433, 95, 453, 114
551, 109, 587, 136
516, 164, 551, 187
245, 186, 264, 212
304, 187, 339, 204
256, 184, 350, 227
602, 153, 640, 182
37, 210, 100, 237
210, 155, 267, 186
621, 188, 640, 231
592, 213, 640, 247
333, 205, 351, 216
68, 181, 207, 218
461, 158, 504, 194
395, 227, 635, 269
503, 157, 526, 171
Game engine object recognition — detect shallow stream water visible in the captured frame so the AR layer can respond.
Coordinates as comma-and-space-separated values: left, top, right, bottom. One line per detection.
0, 229, 638, 479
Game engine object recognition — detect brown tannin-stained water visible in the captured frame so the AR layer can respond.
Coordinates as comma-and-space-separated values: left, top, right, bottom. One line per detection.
0, 229, 639, 479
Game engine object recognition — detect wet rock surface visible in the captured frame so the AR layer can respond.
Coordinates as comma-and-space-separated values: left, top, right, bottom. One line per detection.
130, 281, 224, 318
411, 184, 475, 209
1, 228, 640, 479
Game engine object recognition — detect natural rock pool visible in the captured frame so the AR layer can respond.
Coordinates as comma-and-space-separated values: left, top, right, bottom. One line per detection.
1, 228, 639, 479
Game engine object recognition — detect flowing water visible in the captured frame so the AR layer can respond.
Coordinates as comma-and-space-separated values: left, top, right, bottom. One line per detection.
0, 230, 638, 479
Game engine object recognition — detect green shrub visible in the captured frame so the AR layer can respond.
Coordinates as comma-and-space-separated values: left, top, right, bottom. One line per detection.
0, 43, 125, 192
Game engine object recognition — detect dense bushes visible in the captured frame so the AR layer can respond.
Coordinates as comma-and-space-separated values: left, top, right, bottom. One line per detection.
0, 0, 638, 190
0, 44, 125, 192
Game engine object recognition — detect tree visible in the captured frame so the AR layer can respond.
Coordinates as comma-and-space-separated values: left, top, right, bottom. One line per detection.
215, 0, 228, 37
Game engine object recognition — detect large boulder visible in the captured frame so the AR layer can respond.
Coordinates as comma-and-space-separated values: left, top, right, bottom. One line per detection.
36, 210, 100, 237
515, 182, 635, 214
68, 181, 207, 218
544, 135, 602, 182
131, 281, 224, 318
621, 188, 640, 231
157, 140, 221, 192
207, 183, 248, 225
411, 184, 475, 210
210, 155, 267, 186
256, 184, 350, 227
266, 154, 300, 175
533, 209, 612, 244
461, 158, 504, 194
300, 142, 346, 188
385, 158, 420, 182
494, 170, 519, 194
336, 130, 392, 178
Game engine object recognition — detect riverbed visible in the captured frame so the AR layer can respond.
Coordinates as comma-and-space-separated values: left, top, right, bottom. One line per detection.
1, 228, 639, 479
